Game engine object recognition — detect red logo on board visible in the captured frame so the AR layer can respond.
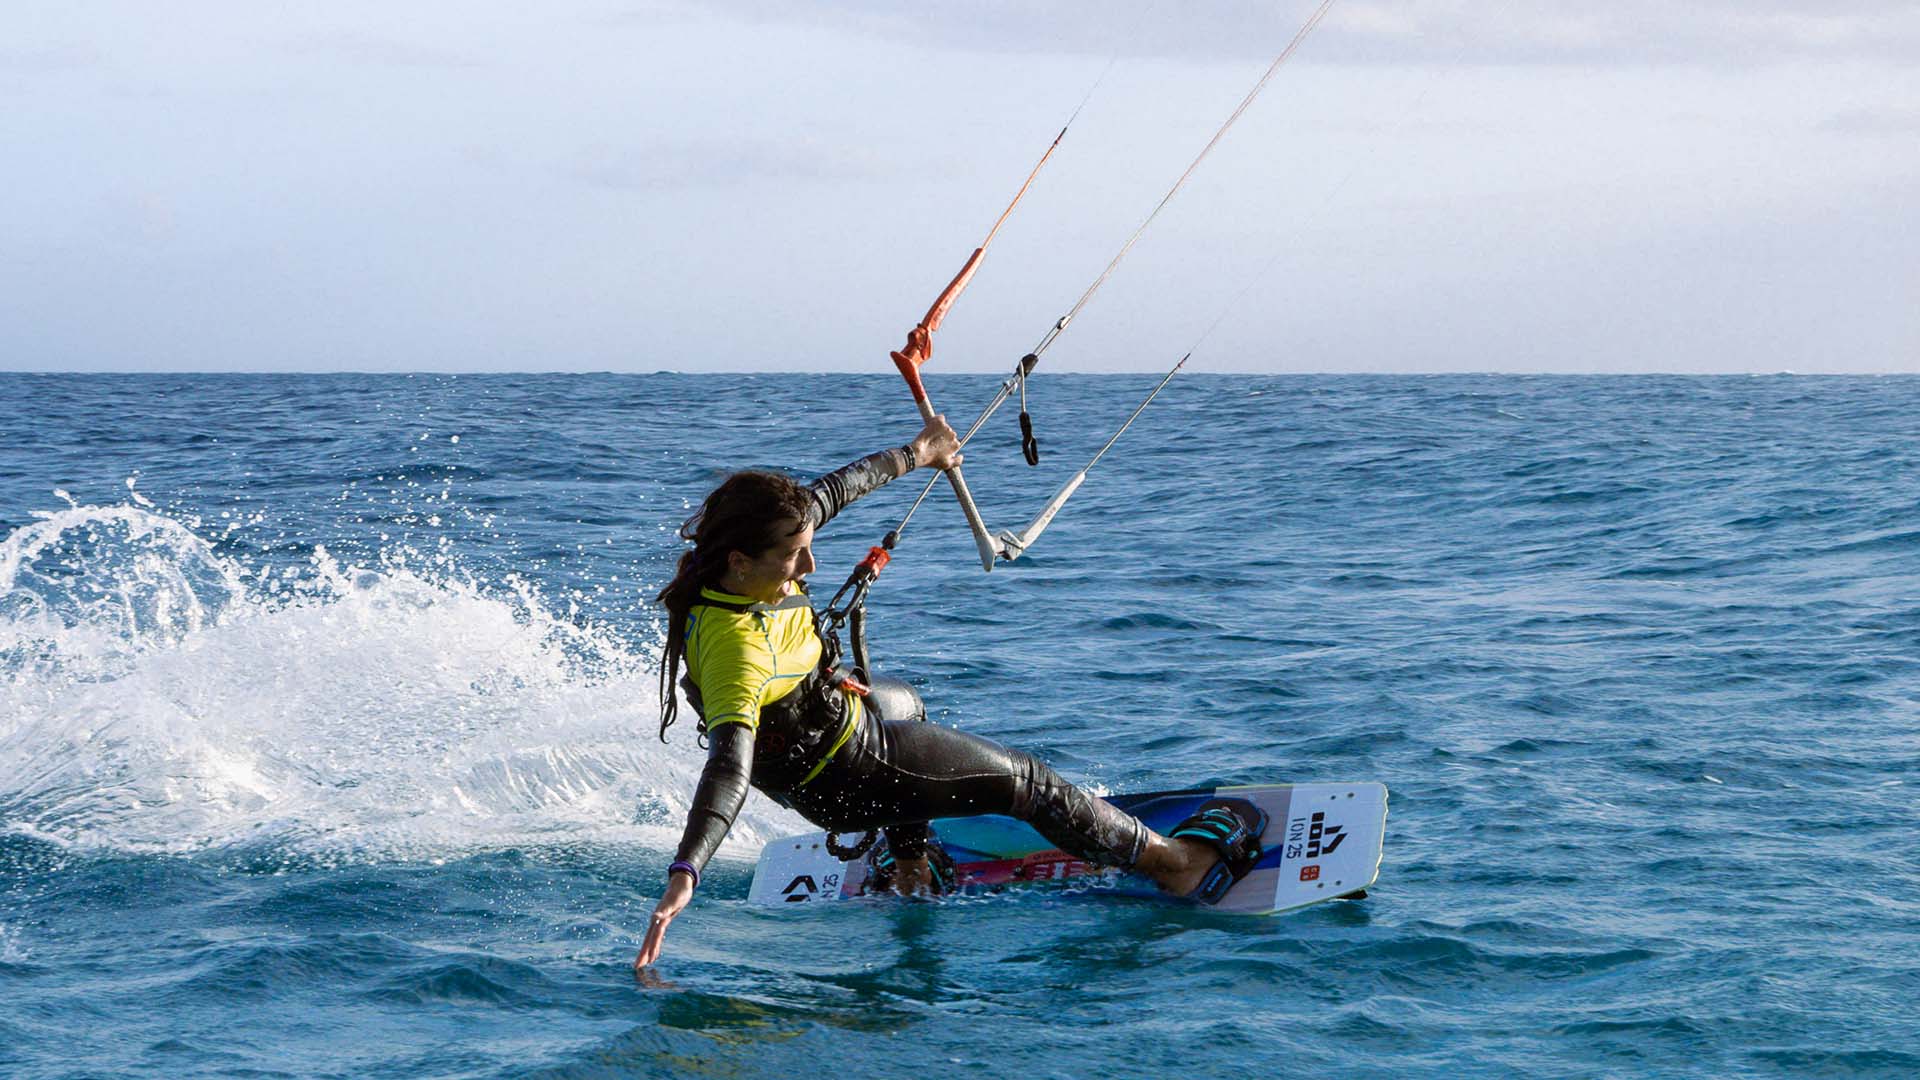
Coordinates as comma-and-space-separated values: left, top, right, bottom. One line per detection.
1299, 865, 1320, 882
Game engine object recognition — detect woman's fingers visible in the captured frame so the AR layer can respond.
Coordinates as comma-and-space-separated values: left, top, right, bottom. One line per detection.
635, 909, 672, 969
633, 874, 696, 973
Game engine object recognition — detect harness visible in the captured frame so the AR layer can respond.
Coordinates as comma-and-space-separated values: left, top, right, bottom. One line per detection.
687, 586, 915, 860
683, 588, 869, 790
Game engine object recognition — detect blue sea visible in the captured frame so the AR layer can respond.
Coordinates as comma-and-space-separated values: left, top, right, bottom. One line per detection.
1, 372, 1916, 1078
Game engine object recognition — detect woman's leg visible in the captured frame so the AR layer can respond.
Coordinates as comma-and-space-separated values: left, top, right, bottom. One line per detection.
780, 717, 1243, 896
785, 718, 1147, 868
857, 677, 934, 864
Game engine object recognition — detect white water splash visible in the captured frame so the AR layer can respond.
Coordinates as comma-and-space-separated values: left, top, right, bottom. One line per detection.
0, 503, 245, 683
0, 501, 806, 861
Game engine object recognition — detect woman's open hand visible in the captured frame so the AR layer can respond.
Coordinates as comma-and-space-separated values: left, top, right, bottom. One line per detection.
911, 414, 963, 472
634, 870, 695, 974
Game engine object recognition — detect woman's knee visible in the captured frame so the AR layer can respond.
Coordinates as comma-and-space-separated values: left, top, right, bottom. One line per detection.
999, 746, 1055, 819
863, 676, 926, 724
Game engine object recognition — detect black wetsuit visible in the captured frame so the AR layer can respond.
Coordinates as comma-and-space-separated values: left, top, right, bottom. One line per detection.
670, 448, 1148, 877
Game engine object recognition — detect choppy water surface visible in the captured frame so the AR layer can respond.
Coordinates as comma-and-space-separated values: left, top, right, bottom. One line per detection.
1, 373, 1916, 1078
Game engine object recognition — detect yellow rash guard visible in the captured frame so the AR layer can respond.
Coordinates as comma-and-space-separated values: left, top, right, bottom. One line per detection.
667, 444, 915, 876
685, 585, 860, 784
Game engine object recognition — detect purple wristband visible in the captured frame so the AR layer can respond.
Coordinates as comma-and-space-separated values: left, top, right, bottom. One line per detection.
668, 860, 700, 888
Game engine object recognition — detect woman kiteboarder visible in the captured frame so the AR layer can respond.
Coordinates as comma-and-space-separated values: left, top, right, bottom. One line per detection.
634, 417, 1267, 969
627, 0, 1359, 969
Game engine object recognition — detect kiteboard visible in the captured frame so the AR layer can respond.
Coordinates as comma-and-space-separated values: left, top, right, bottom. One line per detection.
747, 781, 1386, 915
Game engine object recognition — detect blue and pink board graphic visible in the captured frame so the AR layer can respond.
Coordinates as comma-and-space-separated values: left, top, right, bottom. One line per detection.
749, 781, 1386, 915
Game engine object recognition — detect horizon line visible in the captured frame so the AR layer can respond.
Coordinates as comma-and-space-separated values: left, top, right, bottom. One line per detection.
1, 368, 1913, 378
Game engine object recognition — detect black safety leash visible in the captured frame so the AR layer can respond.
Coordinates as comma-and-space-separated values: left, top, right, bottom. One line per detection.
816, 536, 899, 862
1017, 354, 1040, 466
820, 533, 895, 681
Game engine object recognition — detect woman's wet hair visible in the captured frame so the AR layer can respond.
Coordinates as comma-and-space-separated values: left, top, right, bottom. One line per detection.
655, 471, 813, 740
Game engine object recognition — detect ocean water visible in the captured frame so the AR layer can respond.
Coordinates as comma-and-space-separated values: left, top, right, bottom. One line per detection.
1, 372, 1916, 1078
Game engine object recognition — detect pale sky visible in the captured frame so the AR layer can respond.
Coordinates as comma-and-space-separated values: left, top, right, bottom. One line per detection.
3, 1, 1915, 373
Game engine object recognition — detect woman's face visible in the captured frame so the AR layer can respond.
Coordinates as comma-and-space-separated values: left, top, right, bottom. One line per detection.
727, 517, 815, 603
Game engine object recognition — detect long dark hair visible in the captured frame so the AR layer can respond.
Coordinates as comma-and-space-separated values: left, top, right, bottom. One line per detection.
656, 470, 813, 741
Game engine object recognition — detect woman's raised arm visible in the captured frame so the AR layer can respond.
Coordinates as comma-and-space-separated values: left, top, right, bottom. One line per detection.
807, 416, 962, 528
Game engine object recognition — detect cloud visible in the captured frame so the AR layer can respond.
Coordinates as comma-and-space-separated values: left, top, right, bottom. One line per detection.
566, 135, 892, 191
633, 0, 1920, 68
285, 30, 483, 69
0, 44, 102, 76
1323, 2, 1920, 67
1824, 105, 1920, 134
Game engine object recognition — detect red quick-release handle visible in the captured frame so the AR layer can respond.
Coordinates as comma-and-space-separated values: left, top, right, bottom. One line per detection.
888, 246, 987, 404
889, 338, 930, 404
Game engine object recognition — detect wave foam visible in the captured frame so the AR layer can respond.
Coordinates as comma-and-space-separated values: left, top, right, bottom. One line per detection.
0, 502, 805, 860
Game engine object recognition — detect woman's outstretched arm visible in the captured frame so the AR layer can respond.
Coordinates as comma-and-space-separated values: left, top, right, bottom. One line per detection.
636, 723, 754, 970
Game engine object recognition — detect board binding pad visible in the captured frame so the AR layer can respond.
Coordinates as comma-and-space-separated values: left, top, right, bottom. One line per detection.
748, 781, 1385, 915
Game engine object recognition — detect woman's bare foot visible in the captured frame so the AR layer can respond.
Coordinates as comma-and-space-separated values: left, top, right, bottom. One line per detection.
1133, 833, 1221, 896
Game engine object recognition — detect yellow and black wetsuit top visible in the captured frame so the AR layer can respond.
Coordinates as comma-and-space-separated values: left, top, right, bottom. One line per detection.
685, 584, 861, 786
670, 444, 914, 876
